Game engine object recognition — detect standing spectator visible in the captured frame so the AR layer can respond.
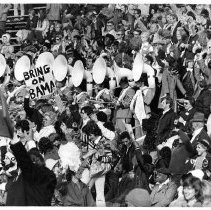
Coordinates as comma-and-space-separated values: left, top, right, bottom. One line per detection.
34, 10, 50, 43
0, 4, 12, 37
13, 4, 25, 17
26, 9, 38, 42
46, 4, 63, 24
7, 133, 57, 206
157, 95, 176, 145
150, 168, 177, 206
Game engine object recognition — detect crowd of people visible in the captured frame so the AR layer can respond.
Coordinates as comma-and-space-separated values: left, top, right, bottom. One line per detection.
0, 3, 211, 207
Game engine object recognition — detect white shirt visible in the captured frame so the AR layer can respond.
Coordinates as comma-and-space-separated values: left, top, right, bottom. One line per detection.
97, 121, 115, 141
190, 127, 204, 143
24, 140, 36, 152
158, 178, 170, 190
34, 125, 56, 142
162, 108, 170, 116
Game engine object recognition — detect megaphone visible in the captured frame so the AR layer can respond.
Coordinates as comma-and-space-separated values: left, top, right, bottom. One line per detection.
92, 56, 116, 90
14, 55, 31, 81
72, 60, 93, 96
92, 57, 107, 84
132, 52, 144, 82
132, 52, 155, 88
36, 52, 54, 69
0, 54, 6, 77
52, 54, 68, 81
113, 61, 135, 87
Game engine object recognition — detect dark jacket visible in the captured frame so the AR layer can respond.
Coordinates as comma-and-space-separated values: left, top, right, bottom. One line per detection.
157, 109, 176, 144
168, 130, 193, 175
7, 142, 56, 206
24, 98, 43, 132
195, 88, 211, 119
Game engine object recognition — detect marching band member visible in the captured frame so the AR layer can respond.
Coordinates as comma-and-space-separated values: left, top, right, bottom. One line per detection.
115, 77, 135, 133
130, 73, 152, 139
73, 86, 90, 108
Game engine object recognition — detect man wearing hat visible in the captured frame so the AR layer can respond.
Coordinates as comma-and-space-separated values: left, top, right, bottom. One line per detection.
190, 112, 211, 155
115, 77, 135, 133
150, 167, 177, 206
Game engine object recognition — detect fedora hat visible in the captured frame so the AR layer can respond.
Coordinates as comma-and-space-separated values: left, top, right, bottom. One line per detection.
190, 112, 205, 123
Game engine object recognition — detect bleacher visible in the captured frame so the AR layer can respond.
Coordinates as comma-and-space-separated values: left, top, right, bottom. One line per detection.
4, 4, 47, 52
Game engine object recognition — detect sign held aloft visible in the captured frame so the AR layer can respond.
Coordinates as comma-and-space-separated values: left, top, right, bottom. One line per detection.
24, 64, 56, 99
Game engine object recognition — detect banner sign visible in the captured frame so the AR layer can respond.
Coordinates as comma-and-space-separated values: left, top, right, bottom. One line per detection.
23, 65, 56, 99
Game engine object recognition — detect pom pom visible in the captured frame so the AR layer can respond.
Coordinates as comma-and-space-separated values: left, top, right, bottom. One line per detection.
58, 142, 81, 173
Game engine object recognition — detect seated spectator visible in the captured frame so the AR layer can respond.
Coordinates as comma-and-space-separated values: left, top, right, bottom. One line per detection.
150, 168, 177, 206
170, 176, 202, 207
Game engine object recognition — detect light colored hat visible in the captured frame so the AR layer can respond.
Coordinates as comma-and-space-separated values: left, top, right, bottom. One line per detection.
45, 159, 59, 170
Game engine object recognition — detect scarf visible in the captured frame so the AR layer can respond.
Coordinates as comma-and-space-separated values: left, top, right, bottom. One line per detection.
131, 87, 148, 124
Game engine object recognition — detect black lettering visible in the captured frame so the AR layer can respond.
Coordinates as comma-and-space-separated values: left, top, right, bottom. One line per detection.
23, 72, 30, 80
32, 79, 38, 85
29, 89, 36, 99
43, 65, 50, 74
37, 67, 44, 76
36, 86, 44, 97
50, 80, 56, 92
40, 82, 51, 94
38, 76, 45, 83
29, 70, 35, 78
